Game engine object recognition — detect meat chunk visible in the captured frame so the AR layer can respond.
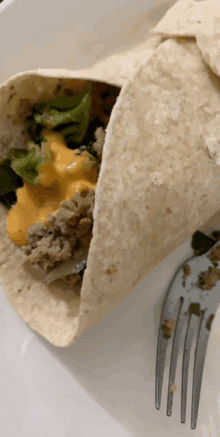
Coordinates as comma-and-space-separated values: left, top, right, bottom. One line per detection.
23, 189, 95, 270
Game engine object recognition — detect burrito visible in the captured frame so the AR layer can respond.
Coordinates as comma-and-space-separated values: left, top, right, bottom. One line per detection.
0, 37, 162, 346
1, 2, 220, 347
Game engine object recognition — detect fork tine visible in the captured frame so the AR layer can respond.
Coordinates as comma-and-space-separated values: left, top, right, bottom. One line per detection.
155, 232, 219, 428
167, 297, 185, 416
181, 313, 194, 423
155, 324, 169, 410
191, 312, 213, 430
155, 255, 194, 411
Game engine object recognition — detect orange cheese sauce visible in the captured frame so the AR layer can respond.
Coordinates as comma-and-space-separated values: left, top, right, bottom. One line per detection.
7, 131, 98, 246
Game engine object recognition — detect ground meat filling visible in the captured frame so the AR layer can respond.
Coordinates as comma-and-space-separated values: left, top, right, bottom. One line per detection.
23, 189, 95, 270
92, 126, 105, 161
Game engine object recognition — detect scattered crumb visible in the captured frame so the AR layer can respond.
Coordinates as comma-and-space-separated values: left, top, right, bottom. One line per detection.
170, 384, 177, 394
162, 319, 175, 339
198, 266, 220, 290
182, 264, 191, 287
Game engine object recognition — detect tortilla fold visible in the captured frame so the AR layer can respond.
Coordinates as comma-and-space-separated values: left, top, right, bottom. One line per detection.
151, 0, 220, 77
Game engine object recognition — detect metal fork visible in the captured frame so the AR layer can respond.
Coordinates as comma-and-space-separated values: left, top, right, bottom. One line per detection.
155, 229, 220, 430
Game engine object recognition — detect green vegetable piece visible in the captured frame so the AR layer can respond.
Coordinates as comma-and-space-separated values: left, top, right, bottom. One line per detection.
35, 108, 75, 128
9, 148, 40, 185
0, 161, 20, 195
27, 117, 44, 146
60, 93, 91, 143
57, 123, 79, 137
33, 88, 91, 144
8, 141, 52, 186
43, 86, 90, 110
33, 87, 89, 114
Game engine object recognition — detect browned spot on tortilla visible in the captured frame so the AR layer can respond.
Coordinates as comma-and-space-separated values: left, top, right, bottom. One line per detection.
0, 135, 10, 151
198, 266, 220, 290
182, 264, 191, 287
106, 264, 117, 275
7, 92, 17, 104
189, 302, 200, 317
166, 207, 172, 214
6, 114, 12, 119
17, 98, 32, 122
162, 319, 175, 339
10, 85, 14, 91
63, 88, 74, 98
17, 288, 22, 293
206, 314, 215, 331
208, 244, 220, 267
55, 84, 62, 94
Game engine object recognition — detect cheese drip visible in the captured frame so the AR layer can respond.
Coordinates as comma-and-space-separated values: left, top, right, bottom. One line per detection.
7, 131, 98, 246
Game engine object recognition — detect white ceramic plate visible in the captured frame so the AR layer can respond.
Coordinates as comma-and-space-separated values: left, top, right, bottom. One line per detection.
1, 235, 220, 436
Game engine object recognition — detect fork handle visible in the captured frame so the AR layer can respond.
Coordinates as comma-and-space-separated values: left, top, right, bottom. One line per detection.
191, 209, 220, 256
191, 230, 216, 257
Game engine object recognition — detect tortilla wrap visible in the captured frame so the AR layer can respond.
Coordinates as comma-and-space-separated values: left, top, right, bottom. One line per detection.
0, 35, 163, 347
1, 24, 220, 347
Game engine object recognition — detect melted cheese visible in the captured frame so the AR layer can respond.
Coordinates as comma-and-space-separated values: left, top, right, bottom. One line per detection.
7, 131, 98, 246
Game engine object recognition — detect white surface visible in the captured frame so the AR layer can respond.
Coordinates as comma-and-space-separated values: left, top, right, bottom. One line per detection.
0, 0, 177, 84
2, 0, 220, 436
1, 238, 220, 436
0, 293, 132, 437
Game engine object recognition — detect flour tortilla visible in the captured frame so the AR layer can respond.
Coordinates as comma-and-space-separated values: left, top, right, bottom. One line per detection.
1, 34, 220, 347
151, 0, 220, 77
